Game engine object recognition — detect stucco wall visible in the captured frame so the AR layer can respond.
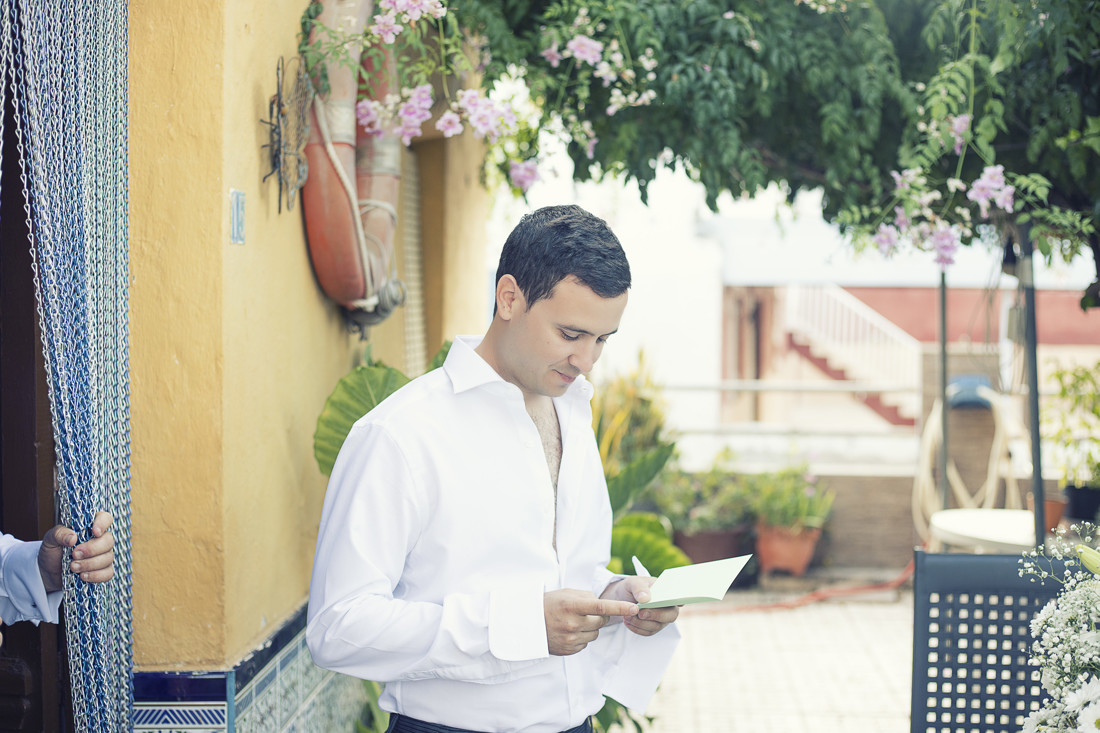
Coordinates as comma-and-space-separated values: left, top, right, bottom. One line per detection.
128, 0, 488, 669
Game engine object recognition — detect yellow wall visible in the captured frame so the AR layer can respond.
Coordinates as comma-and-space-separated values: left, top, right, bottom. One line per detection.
129, 0, 489, 669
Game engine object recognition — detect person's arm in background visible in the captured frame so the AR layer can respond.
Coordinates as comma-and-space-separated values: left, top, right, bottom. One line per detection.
0, 511, 115, 644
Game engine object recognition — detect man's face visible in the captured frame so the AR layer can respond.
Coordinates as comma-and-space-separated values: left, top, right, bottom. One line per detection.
502, 275, 628, 399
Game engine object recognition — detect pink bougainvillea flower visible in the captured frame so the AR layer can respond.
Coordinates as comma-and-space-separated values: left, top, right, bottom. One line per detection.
873, 223, 899, 256
435, 110, 463, 137
509, 159, 540, 192
566, 35, 603, 65
541, 43, 564, 68
370, 12, 401, 44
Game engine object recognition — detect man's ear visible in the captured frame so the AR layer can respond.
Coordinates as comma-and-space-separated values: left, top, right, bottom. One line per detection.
496, 275, 524, 320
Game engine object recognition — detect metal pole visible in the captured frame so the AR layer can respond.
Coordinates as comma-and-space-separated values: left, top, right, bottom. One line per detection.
939, 271, 949, 511
1019, 226, 1045, 546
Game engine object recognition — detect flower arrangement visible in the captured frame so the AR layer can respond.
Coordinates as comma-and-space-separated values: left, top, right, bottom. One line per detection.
750, 465, 834, 531
1019, 525, 1100, 731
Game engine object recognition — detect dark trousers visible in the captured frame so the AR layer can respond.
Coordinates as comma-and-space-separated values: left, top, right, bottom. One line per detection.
385, 713, 593, 733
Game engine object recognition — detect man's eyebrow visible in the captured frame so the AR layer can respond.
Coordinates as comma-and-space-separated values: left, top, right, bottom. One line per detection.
559, 323, 619, 337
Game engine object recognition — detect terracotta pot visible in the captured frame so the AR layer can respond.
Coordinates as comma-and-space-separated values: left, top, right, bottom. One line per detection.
673, 529, 745, 564
754, 524, 822, 577
1026, 494, 1067, 534
673, 527, 758, 588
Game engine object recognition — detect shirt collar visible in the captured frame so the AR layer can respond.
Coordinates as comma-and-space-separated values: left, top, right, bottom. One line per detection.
444, 335, 594, 402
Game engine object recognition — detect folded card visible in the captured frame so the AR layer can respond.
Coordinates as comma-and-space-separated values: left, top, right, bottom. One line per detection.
635, 554, 753, 608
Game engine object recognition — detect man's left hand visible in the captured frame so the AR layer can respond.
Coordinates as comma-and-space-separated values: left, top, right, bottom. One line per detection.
38, 511, 116, 593
601, 576, 679, 637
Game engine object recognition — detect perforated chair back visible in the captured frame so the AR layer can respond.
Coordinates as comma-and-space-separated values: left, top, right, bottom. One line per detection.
910, 549, 1061, 733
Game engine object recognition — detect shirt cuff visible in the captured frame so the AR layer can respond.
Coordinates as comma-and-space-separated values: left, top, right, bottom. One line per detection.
601, 621, 681, 712
0, 540, 61, 624
488, 581, 549, 661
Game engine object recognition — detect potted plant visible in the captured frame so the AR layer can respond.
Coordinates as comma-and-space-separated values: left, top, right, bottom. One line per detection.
646, 449, 754, 559
1044, 360, 1100, 522
750, 465, 835, 577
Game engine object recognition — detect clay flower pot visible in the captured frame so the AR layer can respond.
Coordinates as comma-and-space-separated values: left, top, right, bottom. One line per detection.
754, 523, 822, 577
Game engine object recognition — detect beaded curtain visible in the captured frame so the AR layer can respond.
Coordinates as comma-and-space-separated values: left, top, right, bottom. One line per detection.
0, 0, 132, 730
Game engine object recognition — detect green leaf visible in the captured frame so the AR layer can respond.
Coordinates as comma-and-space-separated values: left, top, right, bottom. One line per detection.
610, 514, 691, 577
606, 443, 675, 519
313, 364, 410, 475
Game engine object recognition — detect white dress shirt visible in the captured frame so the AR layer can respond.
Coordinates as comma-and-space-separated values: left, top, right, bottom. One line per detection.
0, 534, 62, 626
308, 336, 679, 732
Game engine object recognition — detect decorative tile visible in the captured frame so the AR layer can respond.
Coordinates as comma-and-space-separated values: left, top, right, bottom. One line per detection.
134, 605, 367, 732
133, 702, 227, 733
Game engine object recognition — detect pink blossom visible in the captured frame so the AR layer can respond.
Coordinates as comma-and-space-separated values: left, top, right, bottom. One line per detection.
890, 168, 920, 191
406, 84, 433, 110
424, 0, 446, 19
930, 223, 960, 268
966, 165, 1009, 219
948, 114, 970, 155
541, 43, 564, 68
893, 206, 910, 231
371, 12, 401, 44
509, 159, 540, 192
979, 164, 1006, 190
585, 136, 598, 159
435, 111, 463, 137
993, 184, 1015, 213
566, 35, 603, 65
873, 223, 899, 256
399, 0, 426, 22
356, 99, 385, 136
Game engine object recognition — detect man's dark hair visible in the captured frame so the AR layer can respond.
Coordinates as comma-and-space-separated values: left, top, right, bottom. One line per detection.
495, 204, 631, 311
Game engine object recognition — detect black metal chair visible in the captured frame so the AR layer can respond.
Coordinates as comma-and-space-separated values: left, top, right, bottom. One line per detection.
910, 548, 1062, 733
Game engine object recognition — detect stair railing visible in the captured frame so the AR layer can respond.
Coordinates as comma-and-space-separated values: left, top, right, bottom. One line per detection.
785, 284, 921, 414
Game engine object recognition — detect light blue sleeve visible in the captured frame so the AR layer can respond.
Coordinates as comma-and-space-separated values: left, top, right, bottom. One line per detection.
0, 534, 63, 625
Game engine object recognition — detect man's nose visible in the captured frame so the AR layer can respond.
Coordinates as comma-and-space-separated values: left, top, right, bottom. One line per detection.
570, 341, 599, 373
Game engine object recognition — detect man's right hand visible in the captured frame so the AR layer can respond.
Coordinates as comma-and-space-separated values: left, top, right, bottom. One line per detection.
544, 589, 638, 656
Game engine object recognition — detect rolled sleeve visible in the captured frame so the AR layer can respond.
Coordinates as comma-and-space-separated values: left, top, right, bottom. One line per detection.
0, 538, 62, 625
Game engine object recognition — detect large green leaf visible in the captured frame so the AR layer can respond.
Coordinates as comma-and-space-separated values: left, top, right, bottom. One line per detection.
313, 364, 410, 475
610, 513, 690, 577
606, 442, 675, 519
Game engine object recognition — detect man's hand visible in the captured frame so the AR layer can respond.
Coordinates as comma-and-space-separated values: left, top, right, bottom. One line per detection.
38, 511, 116, 593
544, 589, 638, 656
601, 576, 679, 637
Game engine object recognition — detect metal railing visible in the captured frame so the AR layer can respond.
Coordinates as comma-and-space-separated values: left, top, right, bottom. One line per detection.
785, 283, 922, 388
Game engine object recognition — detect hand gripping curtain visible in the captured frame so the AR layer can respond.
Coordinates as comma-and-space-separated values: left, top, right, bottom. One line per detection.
0, 1, 133, 731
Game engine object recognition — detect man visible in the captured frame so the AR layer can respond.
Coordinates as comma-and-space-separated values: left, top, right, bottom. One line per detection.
308, 205, 680, 733
1, 511, 116, 645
